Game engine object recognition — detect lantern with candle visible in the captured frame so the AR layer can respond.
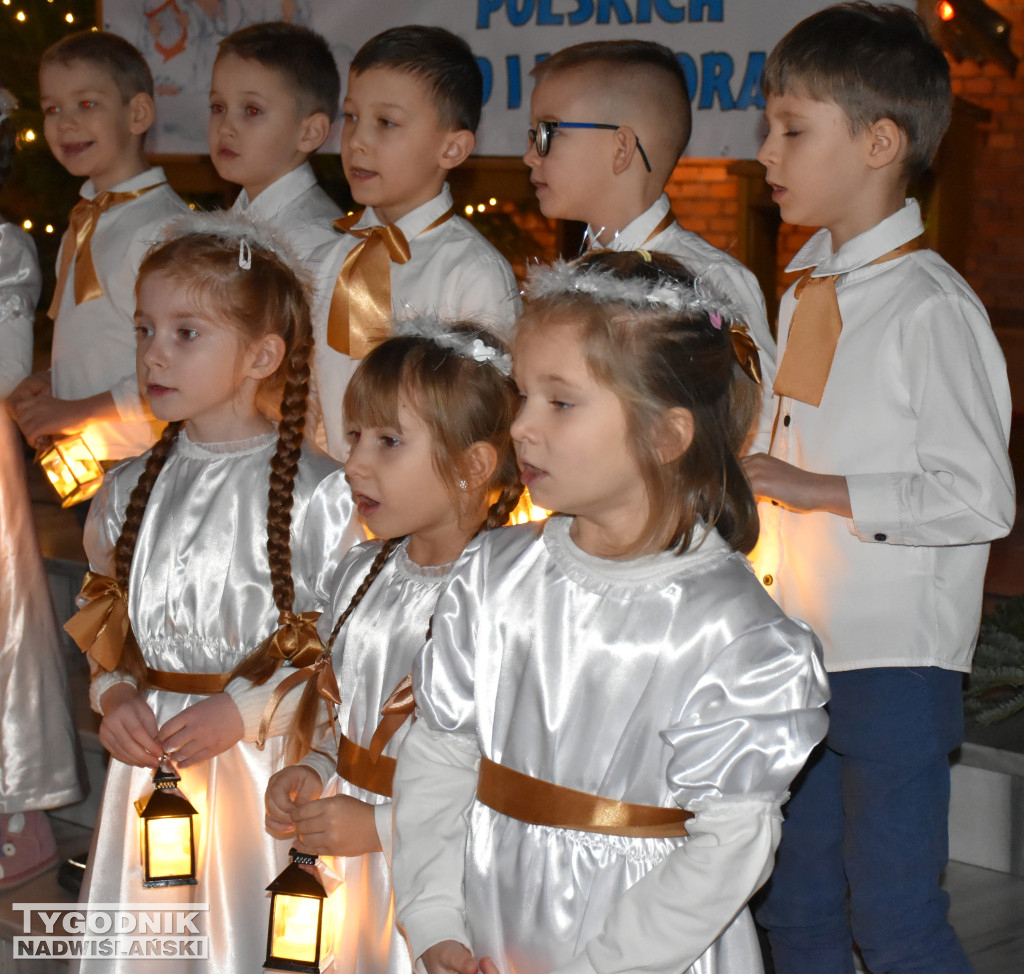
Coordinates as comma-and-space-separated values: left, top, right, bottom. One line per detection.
264, 849, 334, 973
134, 758, 198, 888
37, 434, 103, 507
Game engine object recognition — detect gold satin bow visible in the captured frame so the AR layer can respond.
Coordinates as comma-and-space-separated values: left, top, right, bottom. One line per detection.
64, 571, 132, 671
326, 214, 411, 358
260, 610, 323, 668
47, 184, 165, 319
729, 325, 763, 386
255, 647, 339, 751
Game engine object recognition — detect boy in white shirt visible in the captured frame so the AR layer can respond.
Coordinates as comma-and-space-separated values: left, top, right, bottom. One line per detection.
209, 21, 343, 259
745, 6, 1015, 973
311, 26, 519, 459
9, 31, 186, 466
523, 39, 775, 450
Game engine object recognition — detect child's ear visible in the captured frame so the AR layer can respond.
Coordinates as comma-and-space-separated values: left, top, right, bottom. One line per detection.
298, 112, 331, 154
866, 117, 905, 171
127, 93, 156, 136
655, 407, 694, 465
461, 441, 499, 490
611, 126, 642, 177
247, 334, 287, 381
439, 129, 476, 172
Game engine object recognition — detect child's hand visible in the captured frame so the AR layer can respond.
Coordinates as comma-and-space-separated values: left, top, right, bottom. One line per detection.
10, 391, 81, 447
742, 453, 852, 518
98, 683, 162, 768
265, 765, 323, 838
290, 794, 382, 858
421, 940, 497, 974
6, 370, 50, 413
157, 695, 244, 768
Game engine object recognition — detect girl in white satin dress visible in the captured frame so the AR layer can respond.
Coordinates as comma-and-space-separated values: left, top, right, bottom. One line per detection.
66, 216, 360, 974
391, 252, 831, 974
263, 320, 522, 974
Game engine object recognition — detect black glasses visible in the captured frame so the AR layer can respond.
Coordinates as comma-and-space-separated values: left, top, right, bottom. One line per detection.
527, 120, 652, 173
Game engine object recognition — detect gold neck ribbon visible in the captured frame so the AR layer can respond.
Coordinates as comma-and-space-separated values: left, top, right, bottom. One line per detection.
326, 206, 456, 358
64, 571, 133, 671
47, 183, 166, 319
773, 237, 924, 406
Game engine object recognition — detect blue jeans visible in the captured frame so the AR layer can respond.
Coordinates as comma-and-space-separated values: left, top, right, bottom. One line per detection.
756, 667, 973, 974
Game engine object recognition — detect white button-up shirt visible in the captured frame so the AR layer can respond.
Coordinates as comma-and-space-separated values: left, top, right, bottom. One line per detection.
758, 199, 1015, 672
229, 161, 342, 261
309, 184, 520, 459
592, 194, 777, 452
49, 167, 188, 460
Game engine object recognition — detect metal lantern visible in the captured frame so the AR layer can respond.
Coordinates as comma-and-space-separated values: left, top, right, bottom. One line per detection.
264, 849, 333, 973
134, 758, 198, 888
37, 434, 104, 508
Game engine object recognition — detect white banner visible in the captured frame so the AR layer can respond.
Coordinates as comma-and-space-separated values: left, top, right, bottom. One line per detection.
104, 1, 911, 159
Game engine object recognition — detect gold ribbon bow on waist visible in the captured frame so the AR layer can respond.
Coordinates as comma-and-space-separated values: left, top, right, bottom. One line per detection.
259, 610, 324, 668
47, 184, 166, 319
773, 236, 924, 406
326, 206, 456, 358
64, 571, 134, 672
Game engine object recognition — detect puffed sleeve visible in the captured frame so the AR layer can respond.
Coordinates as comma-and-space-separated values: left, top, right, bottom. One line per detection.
392, 542, 486, 962
846, 289, 1014, 546
0, 223, 42, 399
559, 617, 830, 974
293, 461, 365, 608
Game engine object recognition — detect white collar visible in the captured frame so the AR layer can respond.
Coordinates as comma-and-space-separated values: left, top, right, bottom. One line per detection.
231, 162, 319, 219
80, 166, 167, 201
788, 199, 925, 278
586, 193, 672, 251
353, 183, 454, 238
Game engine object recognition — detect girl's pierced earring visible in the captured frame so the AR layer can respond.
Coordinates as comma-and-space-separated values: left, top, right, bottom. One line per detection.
238, 238, 252, 270
459, 480, 469, 490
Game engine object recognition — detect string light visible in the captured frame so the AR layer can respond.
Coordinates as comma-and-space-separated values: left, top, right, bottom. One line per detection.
16, 10, 25, 21
938, 1, 955, 21
66, 13, 75, 23
476, 204, 485, 213
489, 198, 497, 206
21, 129, 36, 142
22, 219, 32, 230
45, 224, 54, 233
463, 205, 473, 216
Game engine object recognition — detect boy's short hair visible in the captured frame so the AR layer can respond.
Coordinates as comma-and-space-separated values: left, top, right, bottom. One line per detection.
351, 26, 483, 133
218, 22, 340, 121
531, 41, 692, 161
41, 30, 153, 101
762, 2, 951, 176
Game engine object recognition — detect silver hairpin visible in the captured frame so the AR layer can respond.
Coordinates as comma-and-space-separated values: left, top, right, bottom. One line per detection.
238, 238, 252, 270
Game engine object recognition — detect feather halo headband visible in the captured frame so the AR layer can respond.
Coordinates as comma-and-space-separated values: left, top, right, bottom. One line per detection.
524, 255, 762, 385
155, 210, 301, 272
392, 316, 513, 377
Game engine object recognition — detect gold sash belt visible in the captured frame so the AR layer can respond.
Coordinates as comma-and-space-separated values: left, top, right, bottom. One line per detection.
145, 667, 231, 695
476, 756, 691, 838
336, 731, 397, 798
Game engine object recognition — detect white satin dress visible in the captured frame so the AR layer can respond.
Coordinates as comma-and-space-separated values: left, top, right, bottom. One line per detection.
77, 430, 360, 974
302, 537, 452, 974
393, 517, 830, 974
0, 220, 84, 813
